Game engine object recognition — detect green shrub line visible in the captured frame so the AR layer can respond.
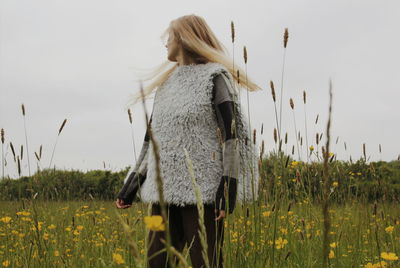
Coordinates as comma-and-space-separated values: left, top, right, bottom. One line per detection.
1, 153, 399, 203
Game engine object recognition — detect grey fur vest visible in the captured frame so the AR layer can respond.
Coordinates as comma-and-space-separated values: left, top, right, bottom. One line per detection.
138, 62, 259, 206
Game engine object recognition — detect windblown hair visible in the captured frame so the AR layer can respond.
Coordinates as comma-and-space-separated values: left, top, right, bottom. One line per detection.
126, 14, 263, 109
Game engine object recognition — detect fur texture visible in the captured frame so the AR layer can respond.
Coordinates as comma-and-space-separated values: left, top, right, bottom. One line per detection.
138, 62, 259, 206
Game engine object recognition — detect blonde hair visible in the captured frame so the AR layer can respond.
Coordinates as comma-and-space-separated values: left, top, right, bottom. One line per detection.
126, 14, 263, 109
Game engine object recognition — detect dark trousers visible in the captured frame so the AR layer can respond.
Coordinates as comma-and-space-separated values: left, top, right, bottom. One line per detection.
147, 203, 224, 268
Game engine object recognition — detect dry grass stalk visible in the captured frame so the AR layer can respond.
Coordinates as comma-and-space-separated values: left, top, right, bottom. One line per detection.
17, 156, 21, 177
290, 98, 301, 161
127, 109, 137, 162
284, 28, 289, 48
10, 142, 16, 162
231, 21, 235, 43
49, 119, 68, 169
321, 79, 333, 267
303, 90, 310, 162
21, 103, 31, 176
128, 109, 133, 124
278, 28, 289, 142
243, 46, 247, 64
114, 212, 143, 267
58, 119, 67, 135
363, 143, 366, 161
270, 80, 281, 144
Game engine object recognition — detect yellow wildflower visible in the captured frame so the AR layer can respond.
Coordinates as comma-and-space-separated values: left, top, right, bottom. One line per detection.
330, 242, 337, 248
144, 215, 165, 231
48, 224, 56, 230
2, 260, 10, 267
384, 226, 394, 234
309, 145, 314, 152
380, 252, 398, 261
16, 211, 31, 216
332, 181, 339, 187
280, 228, 288, 235
275, 237, 288, 249
290, 161, 299, 168
328, 249, 335, 259
0, 216, 12, 223
365, 260, 387, 268
113, 253, 125, 264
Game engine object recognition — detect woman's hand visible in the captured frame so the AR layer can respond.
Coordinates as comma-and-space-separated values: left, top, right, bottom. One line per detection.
115, 198, 132, 209
215, 176, 237, 220
215, 209, 226, 221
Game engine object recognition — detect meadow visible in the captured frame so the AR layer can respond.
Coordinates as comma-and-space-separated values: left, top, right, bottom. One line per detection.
1, 154, 399, 267
1, 24, 400, 267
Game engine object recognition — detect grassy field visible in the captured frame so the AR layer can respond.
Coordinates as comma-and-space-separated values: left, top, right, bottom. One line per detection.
1, 25, 400, 268
1, 198, 399, 267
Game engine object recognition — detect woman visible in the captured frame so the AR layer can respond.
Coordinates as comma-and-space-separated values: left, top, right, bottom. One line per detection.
116, 14, 261, 268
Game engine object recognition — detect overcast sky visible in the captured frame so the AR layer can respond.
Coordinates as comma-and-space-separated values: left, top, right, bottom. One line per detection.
1, 0, 399, 178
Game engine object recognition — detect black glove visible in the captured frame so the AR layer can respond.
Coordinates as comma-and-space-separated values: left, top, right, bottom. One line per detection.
215, 176, 237, 214
117, 171, 146, 205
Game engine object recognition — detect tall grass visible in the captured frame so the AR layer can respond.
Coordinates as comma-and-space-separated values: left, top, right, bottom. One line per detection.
0, 21, 399, 268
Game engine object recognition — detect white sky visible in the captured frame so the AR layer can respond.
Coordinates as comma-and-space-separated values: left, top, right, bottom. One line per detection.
1, 0, 399, 178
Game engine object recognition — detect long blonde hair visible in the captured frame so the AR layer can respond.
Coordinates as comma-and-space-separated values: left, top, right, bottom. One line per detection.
126, 14, 263, 109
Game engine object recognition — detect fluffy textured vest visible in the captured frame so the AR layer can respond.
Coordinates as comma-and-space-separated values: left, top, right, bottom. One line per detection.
139, 62, 259, 206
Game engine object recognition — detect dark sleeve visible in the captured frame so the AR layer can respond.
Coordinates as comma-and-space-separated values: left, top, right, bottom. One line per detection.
212, 74, 240, 179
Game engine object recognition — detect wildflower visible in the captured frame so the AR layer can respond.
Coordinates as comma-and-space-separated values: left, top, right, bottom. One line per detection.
76, 225, 84, 231
280, 228, 288, 235
329, 249, 335, 258
309, 145, 314, 152
54, 250, 60, 257
290, 161, 299, 168
384, 226, 394, 234
0, 216, 12, 223
365, 260, 388, 268
380, 252, 398, 261
2, 260, 10, 267
112, 253, 125, 264
330, 242, 337, 248
43, 232, 49, 240
144, 215, 165, 231
16, 211, 31, 216
48, 224, 56, 230
275, 237, 288, 249
332, 182, 339, 187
